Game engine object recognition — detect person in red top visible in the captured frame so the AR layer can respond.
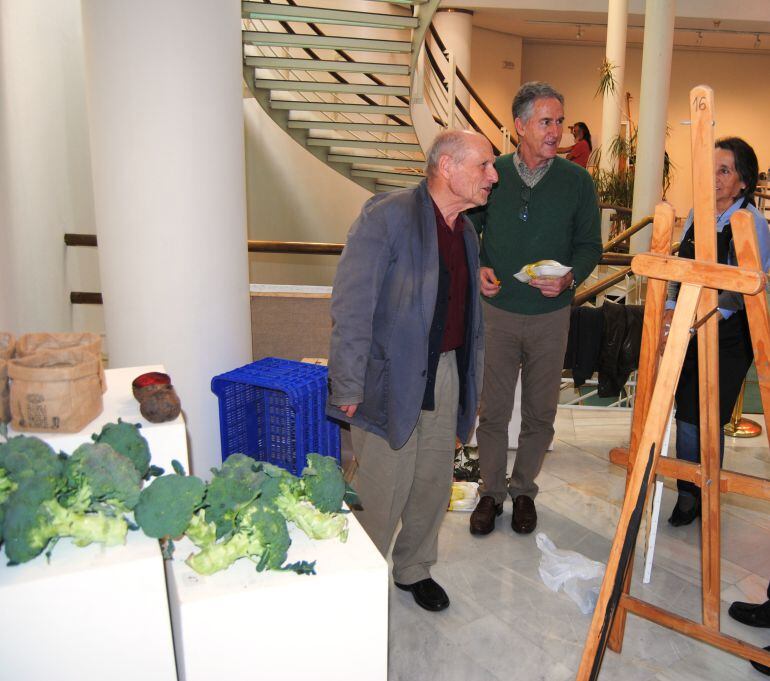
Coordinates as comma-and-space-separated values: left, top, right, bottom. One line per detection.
560, 121, 592, 168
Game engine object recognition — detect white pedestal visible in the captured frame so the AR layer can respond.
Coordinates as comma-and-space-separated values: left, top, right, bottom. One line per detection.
167, 511, 388, 681
8, 365, 189, 474
0, 530, 177, 681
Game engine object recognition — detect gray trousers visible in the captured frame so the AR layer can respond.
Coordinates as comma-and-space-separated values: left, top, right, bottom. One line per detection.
476, 301, 570, 503
351, 351, 458, 585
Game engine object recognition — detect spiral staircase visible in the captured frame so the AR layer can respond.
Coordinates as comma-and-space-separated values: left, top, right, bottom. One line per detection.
242, 0, 440, 193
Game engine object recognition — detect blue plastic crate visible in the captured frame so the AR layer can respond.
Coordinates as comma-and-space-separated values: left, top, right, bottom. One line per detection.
211, 357, 340, 475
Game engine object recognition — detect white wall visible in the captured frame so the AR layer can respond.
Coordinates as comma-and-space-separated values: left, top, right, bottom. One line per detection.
470, 27, 522, 150
243, 98, 372, 286
0, 0, 98, 334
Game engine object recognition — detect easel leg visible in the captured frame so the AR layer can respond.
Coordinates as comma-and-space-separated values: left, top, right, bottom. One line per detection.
607, 203, 675, 653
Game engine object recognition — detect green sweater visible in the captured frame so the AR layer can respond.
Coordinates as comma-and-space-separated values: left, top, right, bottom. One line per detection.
469, 154, 602, 315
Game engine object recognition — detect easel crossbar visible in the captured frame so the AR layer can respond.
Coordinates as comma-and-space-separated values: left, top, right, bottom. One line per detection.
609, 447, 770, 499
621, 595, 770, 667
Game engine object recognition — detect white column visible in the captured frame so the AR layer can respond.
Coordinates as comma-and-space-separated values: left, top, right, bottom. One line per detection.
81, 0, 252, 477
630, 0, 676, 253
432, 9, 474, 114
598, 0, 629, 243
0, 0, 95, 333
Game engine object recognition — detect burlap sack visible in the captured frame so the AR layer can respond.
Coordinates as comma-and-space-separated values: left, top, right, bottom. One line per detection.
8, 349, 103, 433
16, 332, 105, 393
0, 359, 9, 424
0, 332, 14, 360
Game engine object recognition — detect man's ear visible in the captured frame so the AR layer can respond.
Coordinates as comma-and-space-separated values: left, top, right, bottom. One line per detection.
513, 117, 526, 138
437, 154, 453, 179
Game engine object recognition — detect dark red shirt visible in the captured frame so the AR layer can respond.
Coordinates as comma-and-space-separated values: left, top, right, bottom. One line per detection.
433, 200, 468, 352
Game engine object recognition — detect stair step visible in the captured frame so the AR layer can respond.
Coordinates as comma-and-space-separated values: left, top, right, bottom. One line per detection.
308, 137, 422, 152
328, 154, 423, 168
271, 100, 410, 115
245, 56, 410, 76
254, 79, 409, 96
288, 120, 415, 133
243, 31, 411, 53
242, 3, 418, 29
352, 169, 423, 183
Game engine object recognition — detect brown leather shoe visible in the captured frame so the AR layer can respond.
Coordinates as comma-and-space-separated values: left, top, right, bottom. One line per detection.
512, 495, 537, 534
469, 495, 503, 535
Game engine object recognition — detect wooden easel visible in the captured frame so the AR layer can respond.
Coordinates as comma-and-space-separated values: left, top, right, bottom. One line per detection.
576, 85, 770, 680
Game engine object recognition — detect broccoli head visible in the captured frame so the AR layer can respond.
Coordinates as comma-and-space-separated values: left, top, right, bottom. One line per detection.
205, 454, 266, 538
185, 504, 290, 576
0, 435, 64, 485
301, 454, 345, 513
93, 419, 151, 478
64, 442, 141, 511
2, 475, 127, 563
185, 509, 216, 549
134, 473, 206, 538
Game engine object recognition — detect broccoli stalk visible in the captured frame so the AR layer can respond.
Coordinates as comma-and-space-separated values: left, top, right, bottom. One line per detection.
185, 509, 217, 549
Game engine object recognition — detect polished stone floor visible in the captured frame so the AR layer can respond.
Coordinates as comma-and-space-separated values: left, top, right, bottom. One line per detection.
382, 409, 770, 681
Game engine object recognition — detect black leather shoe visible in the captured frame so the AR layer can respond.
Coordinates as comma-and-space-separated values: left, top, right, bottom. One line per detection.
469, 495, 503, 535
667, 495, 700, 527
751, 646, 770, 675
395, 578, 449, 612
512, 495, 537, 534
728, 599, 770, 628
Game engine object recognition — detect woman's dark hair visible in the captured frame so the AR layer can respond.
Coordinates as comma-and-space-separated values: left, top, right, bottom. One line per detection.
715, 136, 759, 204
573, 122, 592, 150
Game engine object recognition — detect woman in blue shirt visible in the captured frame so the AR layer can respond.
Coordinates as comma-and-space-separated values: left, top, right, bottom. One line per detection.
664, 137, 770, 526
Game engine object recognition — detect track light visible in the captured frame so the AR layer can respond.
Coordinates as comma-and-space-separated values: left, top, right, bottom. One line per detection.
696, 31, 703, 46
576, 25, 583, 40
755, 34, 761, 48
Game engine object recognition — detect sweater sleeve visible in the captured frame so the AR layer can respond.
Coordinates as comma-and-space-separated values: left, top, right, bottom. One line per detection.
570, 172, 603, 284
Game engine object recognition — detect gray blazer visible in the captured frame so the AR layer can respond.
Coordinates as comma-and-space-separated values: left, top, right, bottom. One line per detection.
326, 180, 484, 450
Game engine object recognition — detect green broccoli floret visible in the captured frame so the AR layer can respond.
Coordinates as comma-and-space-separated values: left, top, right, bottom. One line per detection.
205, 455, 266, 538
3, 476, 126, 563
93, 420, 151, 478
64, 442, 141, 511
270, 472, 348, 542
185, 504, 290, 576
0, 467, 17, 505
0, 436, 64, 485
301, 454, 346, 513
134, 473, 206, 538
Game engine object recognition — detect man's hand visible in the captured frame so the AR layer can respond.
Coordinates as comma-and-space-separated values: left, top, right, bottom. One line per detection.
338, 404, 358, 417
480, 266, 501, 297
529, 272, 574, 298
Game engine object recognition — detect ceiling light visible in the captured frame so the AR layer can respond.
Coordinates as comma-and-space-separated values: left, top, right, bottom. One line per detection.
576, 25, 583, 39
696, 31, 703, 46
755, 34, 762, 48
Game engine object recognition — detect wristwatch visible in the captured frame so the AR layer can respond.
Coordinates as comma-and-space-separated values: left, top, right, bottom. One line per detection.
568, 277, 577, 291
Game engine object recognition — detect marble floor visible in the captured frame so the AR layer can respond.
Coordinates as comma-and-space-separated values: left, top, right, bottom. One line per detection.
379, 408, 770, 681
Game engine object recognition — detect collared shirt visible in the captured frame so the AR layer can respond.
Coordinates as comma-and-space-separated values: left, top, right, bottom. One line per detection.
433, 200, 468, 352
512, 149, 553, 188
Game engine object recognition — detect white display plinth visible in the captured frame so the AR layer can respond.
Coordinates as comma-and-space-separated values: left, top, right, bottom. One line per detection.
167, 510, 388, 681
8, 365, 189, 474
0, 530, 177, 681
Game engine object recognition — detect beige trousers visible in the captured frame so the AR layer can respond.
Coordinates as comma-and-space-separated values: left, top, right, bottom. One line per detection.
351, 351, 458, 585
476, 302, 570, 503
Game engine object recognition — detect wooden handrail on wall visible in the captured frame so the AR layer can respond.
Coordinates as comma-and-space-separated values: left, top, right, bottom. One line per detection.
64, 214, 658, 305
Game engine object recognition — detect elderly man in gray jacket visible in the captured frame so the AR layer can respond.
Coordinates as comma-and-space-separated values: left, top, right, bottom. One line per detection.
326, 129, 497, 612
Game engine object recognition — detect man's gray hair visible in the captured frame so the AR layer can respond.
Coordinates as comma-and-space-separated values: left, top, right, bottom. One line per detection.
425, 129, 479, 178
512, 81, 564, 123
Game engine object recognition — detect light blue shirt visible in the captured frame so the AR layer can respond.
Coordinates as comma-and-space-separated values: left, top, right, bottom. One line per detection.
665, 199, 770, 318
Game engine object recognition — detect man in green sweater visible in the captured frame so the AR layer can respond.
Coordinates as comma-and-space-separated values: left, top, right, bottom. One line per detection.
468, 81, 602, 536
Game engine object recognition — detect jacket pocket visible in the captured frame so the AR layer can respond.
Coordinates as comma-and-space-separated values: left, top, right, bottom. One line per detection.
358, 357, 389, 429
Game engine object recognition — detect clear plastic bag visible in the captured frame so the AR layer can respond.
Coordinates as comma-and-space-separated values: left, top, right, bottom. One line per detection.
535, 532, 606, 615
